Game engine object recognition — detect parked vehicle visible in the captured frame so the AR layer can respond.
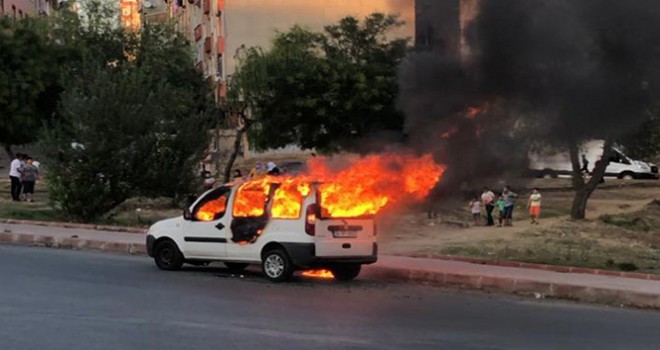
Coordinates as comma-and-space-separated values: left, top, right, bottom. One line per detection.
146, 181, 377, 282
529, 140, 659, 180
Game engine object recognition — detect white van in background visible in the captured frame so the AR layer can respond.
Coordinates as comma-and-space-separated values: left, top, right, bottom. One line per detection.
529, 140, 659, 180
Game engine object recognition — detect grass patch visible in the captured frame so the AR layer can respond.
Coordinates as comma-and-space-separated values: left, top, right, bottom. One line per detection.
0, 179, 178, 227
437, 221, 660, 275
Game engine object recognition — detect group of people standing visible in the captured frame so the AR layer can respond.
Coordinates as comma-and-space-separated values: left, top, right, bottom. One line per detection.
469, 186, 542, 227
201, 161, 283, 190
8, 153, 40, 202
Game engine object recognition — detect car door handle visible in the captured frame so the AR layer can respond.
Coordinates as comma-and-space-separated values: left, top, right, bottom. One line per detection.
215, 222, 225, 231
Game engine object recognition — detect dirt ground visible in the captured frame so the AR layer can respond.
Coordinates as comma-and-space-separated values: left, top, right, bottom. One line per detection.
379, 181, 660, 274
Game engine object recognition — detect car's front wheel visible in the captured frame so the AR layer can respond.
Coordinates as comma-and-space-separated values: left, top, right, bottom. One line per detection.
153, 240, 184, 271
330, 264, 361, 281
261, 249, 294, 282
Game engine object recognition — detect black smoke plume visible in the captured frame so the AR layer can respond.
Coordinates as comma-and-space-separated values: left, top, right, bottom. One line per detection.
399, 0, 660, 191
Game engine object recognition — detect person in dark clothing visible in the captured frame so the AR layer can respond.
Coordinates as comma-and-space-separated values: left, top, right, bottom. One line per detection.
581, 154, 590, 175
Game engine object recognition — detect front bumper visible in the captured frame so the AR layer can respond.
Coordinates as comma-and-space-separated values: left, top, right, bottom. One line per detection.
281, 242, 378, 268
146, 235, 155, 257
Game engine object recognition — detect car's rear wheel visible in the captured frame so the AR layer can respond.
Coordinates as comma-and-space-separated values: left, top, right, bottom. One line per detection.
154, 240, 184, 271
261, 249, 293, 282
224, 262, 249, 272
330, 264, 361, 281
619, 172, 635, 180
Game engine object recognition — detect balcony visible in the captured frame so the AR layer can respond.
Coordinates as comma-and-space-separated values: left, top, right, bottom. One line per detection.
204, 36, 212, 54
217, 82, 227, 99
194, 24, 203, 41
203, 0, 210, 15
216, 54, 223, 77
216, 36, 225, 55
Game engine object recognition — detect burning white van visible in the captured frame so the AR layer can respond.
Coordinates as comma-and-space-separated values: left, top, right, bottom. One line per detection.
146, 180, 377, 282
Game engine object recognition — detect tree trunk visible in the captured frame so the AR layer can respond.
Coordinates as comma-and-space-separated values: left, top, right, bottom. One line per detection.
4, 144, 14, 160
570, 187, 590, 219
569, 137, 614, 220
223, 127, 246, 183
222, 112, 253, 183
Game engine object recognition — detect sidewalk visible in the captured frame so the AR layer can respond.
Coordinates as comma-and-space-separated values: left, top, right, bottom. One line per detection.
2, 221, 660, 308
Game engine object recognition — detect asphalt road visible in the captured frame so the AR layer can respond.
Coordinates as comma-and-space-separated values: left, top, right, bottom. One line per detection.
1, 245, 659, 350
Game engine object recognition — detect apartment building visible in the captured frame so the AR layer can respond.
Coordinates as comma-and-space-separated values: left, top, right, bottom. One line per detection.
164, 0, 414, 102
1, 0, 57, 18
415, 0, 481, 60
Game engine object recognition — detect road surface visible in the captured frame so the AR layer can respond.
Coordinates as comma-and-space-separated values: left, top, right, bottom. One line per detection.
1, 245, 659, 350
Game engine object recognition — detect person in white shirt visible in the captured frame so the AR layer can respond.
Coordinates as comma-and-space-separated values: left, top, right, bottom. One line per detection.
481, 187, 496, 226
527, 187, 542, 225
9, 153, 24, 201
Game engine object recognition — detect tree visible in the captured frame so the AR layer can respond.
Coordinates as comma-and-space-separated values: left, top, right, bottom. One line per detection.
0, 1, 132, 158
222, 13, 409, 181
0, 17, 53, 158
621, 109, 660, 160
39, 15, 214, 220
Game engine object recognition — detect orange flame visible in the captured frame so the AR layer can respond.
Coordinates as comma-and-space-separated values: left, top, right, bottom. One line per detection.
230, 153, 445, 219
466, 103, 490, 119
232, 178, 271, 217
302, 269, 335, 279
271, 180, 312, 219
310, 153, 445, 218
195, 196, 227, 221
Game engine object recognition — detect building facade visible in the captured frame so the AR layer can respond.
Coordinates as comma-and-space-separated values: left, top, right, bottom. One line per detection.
140, 0, 414, 171
163, 0, 414, 102
1, 0, 57, 18
414, 0, 481, 60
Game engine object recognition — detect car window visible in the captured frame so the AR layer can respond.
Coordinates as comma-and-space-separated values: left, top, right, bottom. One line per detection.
270, 182, 310, 219
193, 187, 230, 222
232, 182, 270, 217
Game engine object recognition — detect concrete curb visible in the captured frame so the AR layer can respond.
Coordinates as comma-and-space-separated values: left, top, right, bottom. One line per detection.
2, 232, 659, 309
0, 232, 147, 256
399, 253, 660, 282
0, 218, 148, 234
366, 265, 660, 309
4, 218, 657, 281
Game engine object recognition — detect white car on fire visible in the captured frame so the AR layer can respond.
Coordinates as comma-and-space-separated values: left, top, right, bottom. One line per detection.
146, 181, 377, 282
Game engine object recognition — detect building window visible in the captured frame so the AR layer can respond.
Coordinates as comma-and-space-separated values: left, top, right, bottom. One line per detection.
1, 0, 4, 16
194, 24, 203, 41
12, 5, 16, 19
216, 54, 223, 78
18, 9, 23, 18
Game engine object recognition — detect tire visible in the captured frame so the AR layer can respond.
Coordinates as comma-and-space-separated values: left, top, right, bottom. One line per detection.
224, 262, 249, 271
541, 169, 557, 179
154, 240, 184, 271
261, 249, 294, 282
619, 172, 635, 180
330, 264, 361, 281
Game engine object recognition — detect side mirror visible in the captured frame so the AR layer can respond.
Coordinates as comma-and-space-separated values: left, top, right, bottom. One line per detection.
183, 207, 193, 221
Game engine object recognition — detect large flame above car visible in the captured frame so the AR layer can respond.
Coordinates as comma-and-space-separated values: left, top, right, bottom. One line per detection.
232, 153, 445, 219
